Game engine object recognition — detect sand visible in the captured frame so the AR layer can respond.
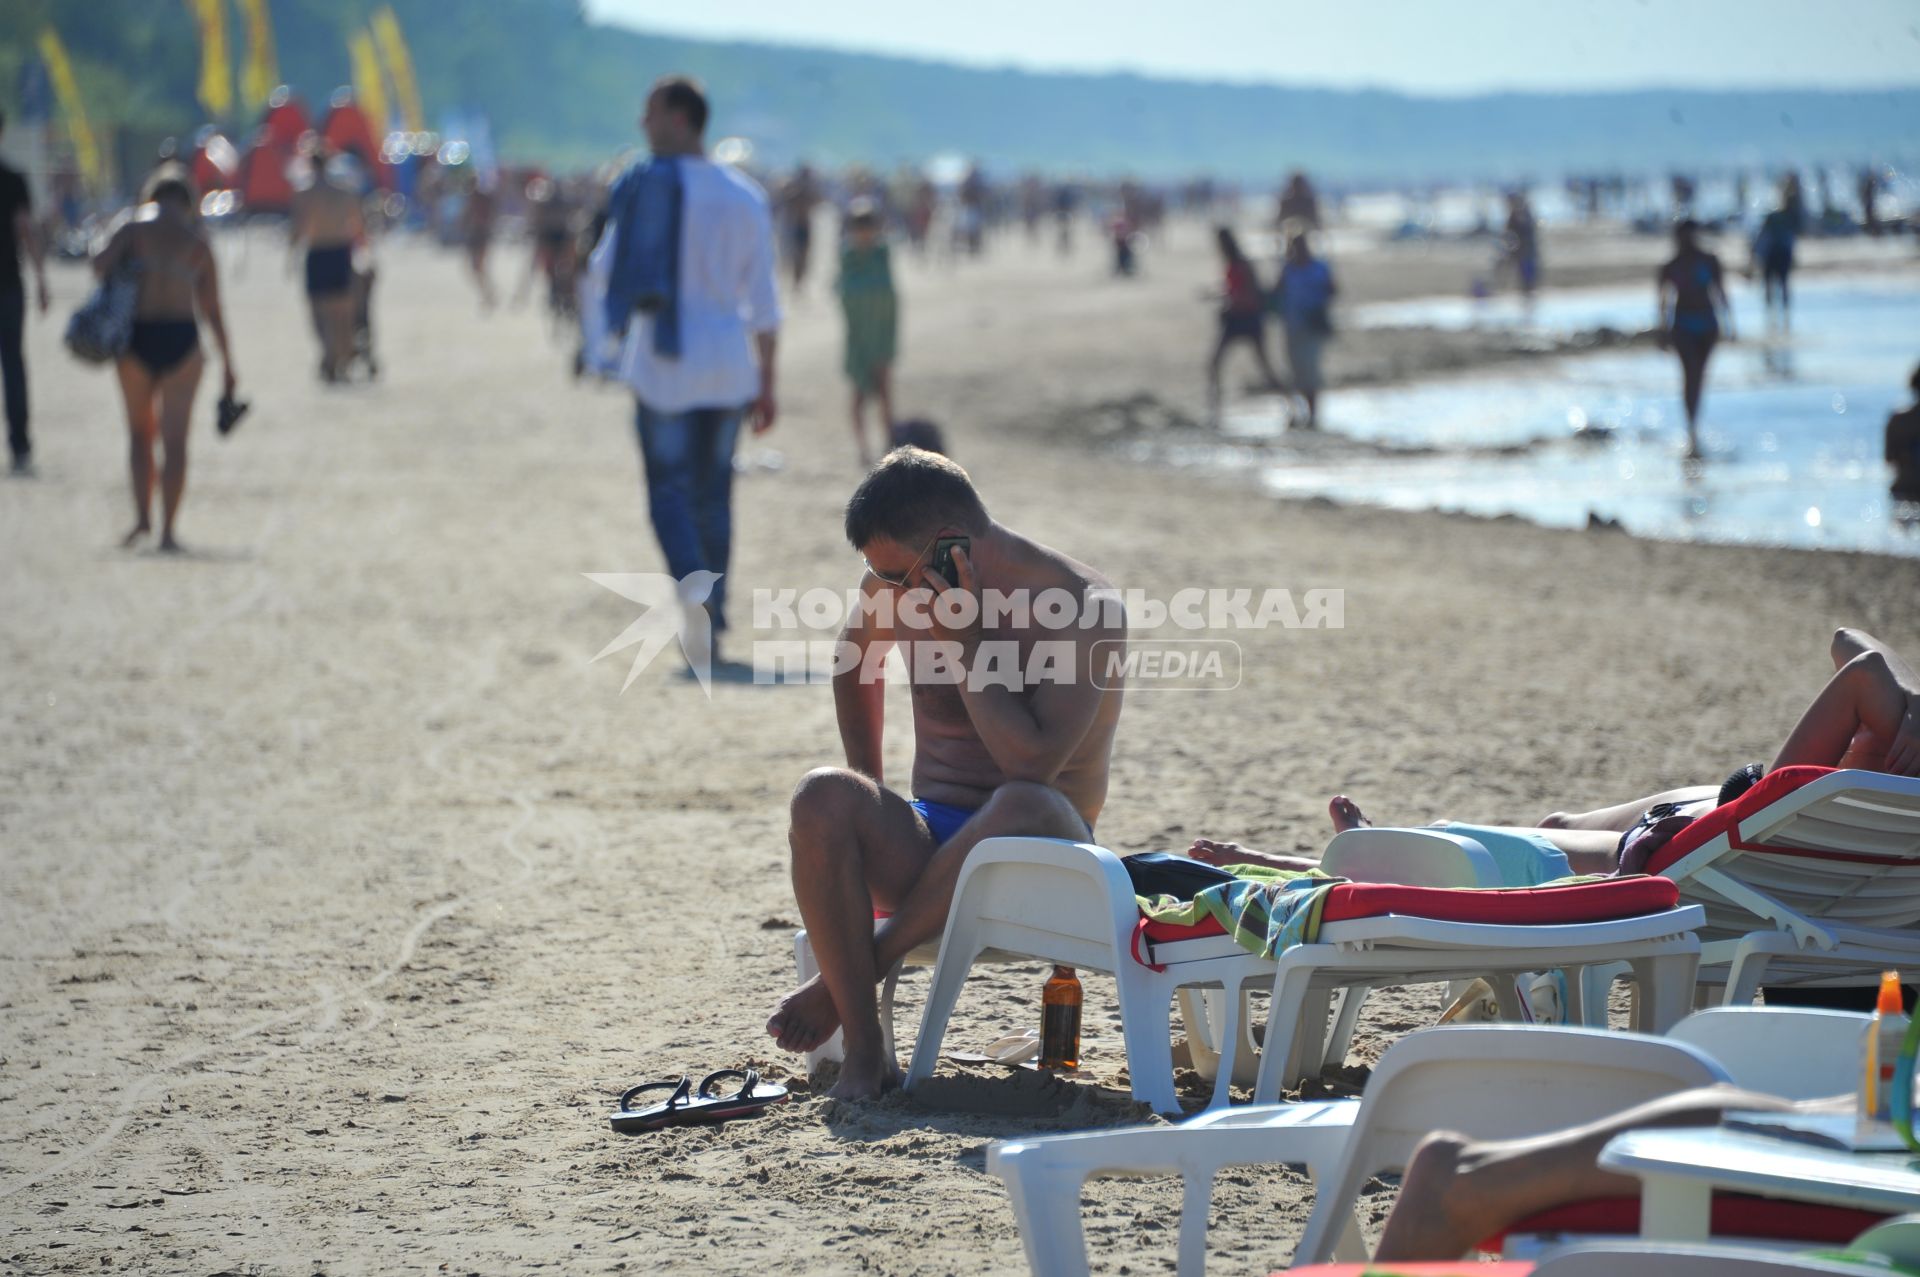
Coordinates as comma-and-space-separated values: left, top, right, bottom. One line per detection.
2, 216, 1918, 1276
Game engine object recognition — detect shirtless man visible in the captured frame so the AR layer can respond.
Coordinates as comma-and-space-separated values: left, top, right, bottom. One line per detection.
290, 154, 366, 383
765, 447, 1127, 1099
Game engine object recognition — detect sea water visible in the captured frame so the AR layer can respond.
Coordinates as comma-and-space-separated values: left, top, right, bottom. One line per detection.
1239, 272, 1920, 556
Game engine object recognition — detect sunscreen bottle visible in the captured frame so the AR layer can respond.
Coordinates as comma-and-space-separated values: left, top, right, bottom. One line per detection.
1860, 970, 1908, 1130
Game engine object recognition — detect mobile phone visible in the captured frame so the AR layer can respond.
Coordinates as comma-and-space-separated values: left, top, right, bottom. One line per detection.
928, 536, 970, 583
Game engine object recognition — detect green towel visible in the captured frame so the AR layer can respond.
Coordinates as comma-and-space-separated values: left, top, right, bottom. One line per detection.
1137, 866, 1340, 959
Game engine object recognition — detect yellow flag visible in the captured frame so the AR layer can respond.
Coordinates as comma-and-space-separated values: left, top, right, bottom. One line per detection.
185, 0, 233, 119
350, 30, 389, 137
37, 28, 104, 190
371, 7, 425, 134
235, 0, 279, 112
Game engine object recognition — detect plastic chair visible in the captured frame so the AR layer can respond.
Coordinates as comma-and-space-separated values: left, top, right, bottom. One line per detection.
1666, 1005, 1867, 1100
1584, 768, 1920, 1007
986, 1024, 1728, 1277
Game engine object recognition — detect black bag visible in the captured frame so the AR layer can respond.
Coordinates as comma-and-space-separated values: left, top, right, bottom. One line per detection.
1122, 852, 1237, 901
65, 263, 138, 364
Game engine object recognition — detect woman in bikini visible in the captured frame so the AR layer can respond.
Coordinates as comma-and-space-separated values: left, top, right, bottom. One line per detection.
94, 164, 237, 552
1190, 628, 1920, 878
1657, 218, 1734, 461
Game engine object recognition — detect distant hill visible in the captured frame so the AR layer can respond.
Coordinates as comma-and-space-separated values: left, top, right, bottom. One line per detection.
4, 0, 1915, 182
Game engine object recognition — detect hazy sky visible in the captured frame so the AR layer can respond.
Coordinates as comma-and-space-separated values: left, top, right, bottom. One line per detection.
583, 0, 1920, 95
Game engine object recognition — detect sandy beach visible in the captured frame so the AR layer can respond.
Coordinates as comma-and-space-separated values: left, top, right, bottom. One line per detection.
3, 216, 1919, 1275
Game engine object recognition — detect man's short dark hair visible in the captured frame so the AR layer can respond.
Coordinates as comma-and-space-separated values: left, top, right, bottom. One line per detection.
651, 76, 709, 134
844, 447, 989, 549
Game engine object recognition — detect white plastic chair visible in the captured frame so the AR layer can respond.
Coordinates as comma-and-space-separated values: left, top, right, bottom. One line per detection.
987, 1024, 1728, 1277
1666, 1006, 1867, 1100
897, 837, 1279, 1114
1583, 770, 1920, 1007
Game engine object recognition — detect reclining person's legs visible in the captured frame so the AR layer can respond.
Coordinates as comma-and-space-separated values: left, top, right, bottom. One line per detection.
1772, 649, 1914, 774
1373, 1084, 1788, 1262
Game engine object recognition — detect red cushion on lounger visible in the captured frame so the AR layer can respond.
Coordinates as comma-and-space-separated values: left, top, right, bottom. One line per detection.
1319, 876, 1679, 925
1138, 877, 1679, 947
1493, 1192, 1886, 1246
1642, 765, 1836, 876
1279, 1265, 1537, 1277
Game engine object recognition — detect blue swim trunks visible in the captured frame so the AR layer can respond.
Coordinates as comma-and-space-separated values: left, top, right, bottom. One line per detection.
911, 798, 978, 847
1435, 823, 1574, 886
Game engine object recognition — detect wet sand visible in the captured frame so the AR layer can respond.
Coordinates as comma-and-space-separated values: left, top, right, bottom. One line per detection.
2, 217, 1917, 1274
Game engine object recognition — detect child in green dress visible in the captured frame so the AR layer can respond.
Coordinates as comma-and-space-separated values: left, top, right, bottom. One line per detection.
836, 199, 898, 466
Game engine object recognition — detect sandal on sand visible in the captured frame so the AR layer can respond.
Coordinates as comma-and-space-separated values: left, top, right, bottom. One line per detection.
608, 1068, 789, 1134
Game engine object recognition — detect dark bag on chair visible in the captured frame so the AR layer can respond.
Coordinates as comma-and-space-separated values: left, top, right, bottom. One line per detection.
1122, 852, 1238, 901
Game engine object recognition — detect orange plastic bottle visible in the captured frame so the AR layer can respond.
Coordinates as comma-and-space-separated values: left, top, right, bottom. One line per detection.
1863, 970, 1908, 1124
1040, 966, 1083, 1070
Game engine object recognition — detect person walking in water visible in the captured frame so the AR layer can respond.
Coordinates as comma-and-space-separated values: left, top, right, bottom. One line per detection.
836, 198, 897, 467
92, 165, 237, 551
587, 76, 780, 658
289, 152, 366, 383
0, 108, 51, 475
1275, 226, 1336, 430
1658, 219, 1734, 462
1500, 189, 1541, 311
1750, 174, 1804, 331
1205, 226, 1284, 419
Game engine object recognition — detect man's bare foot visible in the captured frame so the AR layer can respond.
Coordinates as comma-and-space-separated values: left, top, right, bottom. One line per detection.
1329, 795, 1372, 833
766, 975, 841, 1053
1187, 837, 1250, 866
121, 523, 151, 548
826, 1044, 902, 1101
157, 534, 184, 554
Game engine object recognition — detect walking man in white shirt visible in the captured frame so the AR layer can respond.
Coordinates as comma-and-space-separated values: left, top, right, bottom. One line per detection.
591, 77, 780, 647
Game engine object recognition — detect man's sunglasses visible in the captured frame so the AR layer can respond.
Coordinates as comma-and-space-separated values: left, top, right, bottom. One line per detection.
864, 533, 939, 588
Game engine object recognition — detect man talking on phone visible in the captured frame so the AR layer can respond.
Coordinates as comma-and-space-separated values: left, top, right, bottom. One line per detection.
766, 447, 1126, 1099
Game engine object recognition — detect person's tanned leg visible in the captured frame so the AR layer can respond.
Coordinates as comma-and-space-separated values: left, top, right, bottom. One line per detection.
770, 777, 1089, 1100
769, 769, 938, 1096
116, 358, 158, 545
154, 351, 204, 552
1772, 651, 1909, 772
1538, 786, 1718, 833
320, 295, 355, 380
1374, 1085, 1785, 1262
866, 781, 1088, 982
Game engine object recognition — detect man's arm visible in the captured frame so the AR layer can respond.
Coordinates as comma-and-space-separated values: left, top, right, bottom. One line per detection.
750, 330, 777, 434
14, 205, 47, 313
745, 201, 780, 432
833, 587, 893, 780
194, 240, 235, 394
927, 551, 1117, 785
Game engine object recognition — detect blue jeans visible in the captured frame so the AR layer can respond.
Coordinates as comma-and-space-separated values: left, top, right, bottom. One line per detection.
634, 401, 743, 630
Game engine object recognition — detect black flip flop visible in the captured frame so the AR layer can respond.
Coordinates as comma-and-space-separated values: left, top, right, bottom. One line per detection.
608, 1068, 789, 1134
